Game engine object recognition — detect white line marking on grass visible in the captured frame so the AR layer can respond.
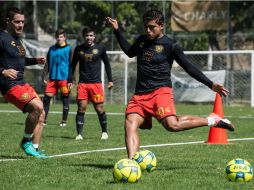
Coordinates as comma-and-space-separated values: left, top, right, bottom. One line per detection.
1, 109, 254, 118
49, 137, 254, 158
0, 110, 124, 115
1, 137, 254, 162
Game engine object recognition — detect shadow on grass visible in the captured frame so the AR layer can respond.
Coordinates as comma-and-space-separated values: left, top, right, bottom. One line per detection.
45, 135, 74, 139
0, 155, 25, 159
71, 163, 114, 170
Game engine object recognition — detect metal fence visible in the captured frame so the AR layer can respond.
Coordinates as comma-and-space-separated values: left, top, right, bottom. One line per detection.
23, 50, 254, 107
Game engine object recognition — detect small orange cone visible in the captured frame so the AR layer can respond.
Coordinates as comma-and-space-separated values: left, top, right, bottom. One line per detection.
206, 93, 228, 144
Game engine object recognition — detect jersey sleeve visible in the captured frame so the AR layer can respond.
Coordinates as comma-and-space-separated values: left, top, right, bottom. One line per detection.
172, 43, 213, 89
69, 47, 79, 82
25, 57, 37, 66
113, 29, 137, 58
101, 46, 113, 82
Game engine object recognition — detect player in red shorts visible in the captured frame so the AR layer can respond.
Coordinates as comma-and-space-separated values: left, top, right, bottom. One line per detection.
106, 10, 234, 159
70, 27, 113, 140
0, 7, 48, 158
42, 29, 73, 127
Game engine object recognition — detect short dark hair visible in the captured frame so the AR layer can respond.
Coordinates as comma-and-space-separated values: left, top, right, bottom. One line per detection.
143, 10, 164, 25
2, 7, 24, 28
82, 26, 95, 36
55, 28, 66, 37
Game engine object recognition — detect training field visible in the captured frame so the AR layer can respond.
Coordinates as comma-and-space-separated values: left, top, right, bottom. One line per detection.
0, 102, 253, 190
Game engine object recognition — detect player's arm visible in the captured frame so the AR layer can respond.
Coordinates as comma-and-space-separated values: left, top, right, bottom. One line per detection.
69, 47, 79, 84
172, 43, 228, 96
42, 50, 50, 84
67, 47, 74, 88
105, 17, 136, 58
101, 47, 113, 89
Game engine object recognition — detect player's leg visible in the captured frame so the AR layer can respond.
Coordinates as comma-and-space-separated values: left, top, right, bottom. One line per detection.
3, 84, 47, 158
25, 98, 47, 157
75, 99, 88, 140
43, 80, 57, 125
43, 93, 54, 125
161, 114, 234, 132
125, 113, 145, 159
161, 115, 208, 132
93, 103, 108, 140
59, 81, 70, 127
90, 83, 108, 140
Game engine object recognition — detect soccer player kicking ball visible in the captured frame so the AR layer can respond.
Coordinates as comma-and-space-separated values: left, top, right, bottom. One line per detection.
70, 27, 113, 140
0, 7, 48, 158
105, 10, 234, 159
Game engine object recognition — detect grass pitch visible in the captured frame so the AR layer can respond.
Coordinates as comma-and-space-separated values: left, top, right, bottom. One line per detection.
0, 103, 253, 190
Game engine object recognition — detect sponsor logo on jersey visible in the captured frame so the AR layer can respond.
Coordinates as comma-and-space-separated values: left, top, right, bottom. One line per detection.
92, 49, 98, 55
155, 45, 164, 53
11, 41, 16, 46
21, 93, 30, 100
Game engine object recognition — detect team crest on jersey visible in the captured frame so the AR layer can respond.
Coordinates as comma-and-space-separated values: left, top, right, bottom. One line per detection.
92, 49, 98, 55
140, 42, 145, 48
80, 50, 85, 55
11, 41, 16, 46
155, 45, 164, 53
17, 45, 26, 56
21, 93, 30, 100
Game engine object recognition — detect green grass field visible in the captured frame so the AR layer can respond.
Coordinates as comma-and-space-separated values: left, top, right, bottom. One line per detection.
0, 102, 254, 190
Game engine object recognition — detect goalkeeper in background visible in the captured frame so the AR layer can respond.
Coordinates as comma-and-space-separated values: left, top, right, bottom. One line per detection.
106, 9, 234, 159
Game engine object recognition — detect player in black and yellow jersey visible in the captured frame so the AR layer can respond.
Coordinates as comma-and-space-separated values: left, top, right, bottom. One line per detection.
106, 10, 234, 159
70, 27, 113, 140
0, 7, 48, 158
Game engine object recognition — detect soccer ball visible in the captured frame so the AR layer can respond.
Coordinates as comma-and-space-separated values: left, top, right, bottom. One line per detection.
113, 158, 141, 183
132, 149, 157, 172
225, 158, 253, 182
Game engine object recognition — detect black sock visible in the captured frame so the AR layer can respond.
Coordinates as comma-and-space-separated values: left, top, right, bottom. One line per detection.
98, 112, 107, 133
62, 96, 69, 122
76, 112, 85, 136
21, 137, 32, 144
43, 95, 51, 122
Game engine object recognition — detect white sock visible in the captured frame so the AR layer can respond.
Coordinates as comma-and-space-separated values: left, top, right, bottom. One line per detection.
207, 117, 216, 127
23, 133, 33, 138
33, 144, 39, 149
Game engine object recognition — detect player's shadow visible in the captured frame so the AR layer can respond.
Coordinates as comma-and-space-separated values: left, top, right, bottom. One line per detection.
45, 135, 73, 139
0, 155, 25, 159
71, 163, 113, 170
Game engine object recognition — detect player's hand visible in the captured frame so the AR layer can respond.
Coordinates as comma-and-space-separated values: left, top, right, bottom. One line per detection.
105, 17, 119, 30
107, 82, 113, 89
37, 56, 46, 64
68, 82, 74, 89
43, 79, 48, 85
212, 83, 229, 97
2, 69, 18, 79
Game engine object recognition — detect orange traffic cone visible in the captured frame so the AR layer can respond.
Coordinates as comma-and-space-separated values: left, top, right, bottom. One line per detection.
206, 93, 228, 144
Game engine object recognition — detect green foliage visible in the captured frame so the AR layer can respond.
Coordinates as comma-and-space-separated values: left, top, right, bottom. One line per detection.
0, 103, 254, 189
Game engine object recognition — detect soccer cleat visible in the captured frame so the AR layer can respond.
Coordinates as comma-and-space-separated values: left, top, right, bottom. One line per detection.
59, 122, 67, 127
210, 113, 235, 131
101, 132, 109, 140
21, 141, 48, 158
75, 134, 83, 140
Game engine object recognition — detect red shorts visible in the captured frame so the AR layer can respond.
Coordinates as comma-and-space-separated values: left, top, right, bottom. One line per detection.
77, 83, 104, 103
45, 80, 70, 95
125, 87, 176, 129
3, 83, 39, 111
